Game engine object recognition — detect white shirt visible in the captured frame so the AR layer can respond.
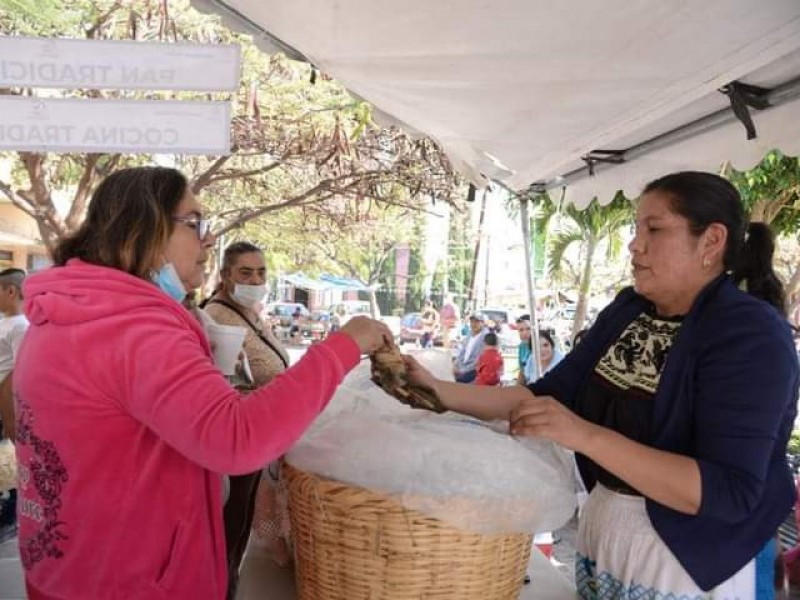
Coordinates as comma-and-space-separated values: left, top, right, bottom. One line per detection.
0, 314, 29, 381
464, 330, 484, 363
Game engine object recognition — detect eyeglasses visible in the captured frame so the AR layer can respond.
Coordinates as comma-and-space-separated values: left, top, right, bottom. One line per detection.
173, 215, 212, 240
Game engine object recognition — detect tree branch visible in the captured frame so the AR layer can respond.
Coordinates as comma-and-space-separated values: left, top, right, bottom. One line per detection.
307, 238, 362, 278
214, 185, 337, 235
19, 152, 65, 235
85, 1, 124, 39
203, 161, 283, 186
190, 156, 231, 194
66, 153, 101, 229
0, 181, 37, 220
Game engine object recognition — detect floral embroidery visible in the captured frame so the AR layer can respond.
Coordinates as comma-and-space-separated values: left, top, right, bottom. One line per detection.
595, 313, 682, 394
16, 392, 69, 569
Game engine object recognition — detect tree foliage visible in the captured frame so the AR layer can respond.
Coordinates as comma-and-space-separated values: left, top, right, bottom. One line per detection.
726, 150, 800, 321
548, 192, 633, 337
0, 0, 462, 281
727, 151, 800, 233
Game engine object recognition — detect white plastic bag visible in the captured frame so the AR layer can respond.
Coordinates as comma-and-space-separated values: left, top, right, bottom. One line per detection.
290, 355, 577, 535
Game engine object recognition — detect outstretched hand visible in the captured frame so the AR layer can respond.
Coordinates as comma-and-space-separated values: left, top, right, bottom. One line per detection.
509, 394, 595, 452
402, 354, 439, 394
340, 316, 394, 355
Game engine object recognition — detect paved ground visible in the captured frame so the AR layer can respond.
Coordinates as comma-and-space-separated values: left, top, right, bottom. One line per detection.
0, 535, 24, 600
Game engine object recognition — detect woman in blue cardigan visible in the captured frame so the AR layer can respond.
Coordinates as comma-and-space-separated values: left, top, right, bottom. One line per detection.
404, 172, 798, 598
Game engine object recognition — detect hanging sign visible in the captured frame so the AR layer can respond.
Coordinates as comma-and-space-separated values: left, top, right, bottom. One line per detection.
0, 96, 231, 155
0, 37, 240, 91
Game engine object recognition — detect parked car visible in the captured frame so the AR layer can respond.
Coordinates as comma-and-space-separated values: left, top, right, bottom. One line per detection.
326, 300, 403, 341
476, 306, 523, 329
263, 302, 309, 327
399, 312, 443, 346
300, 309, 330, 341
476, 306, 522, 352
328, 300, 373, 326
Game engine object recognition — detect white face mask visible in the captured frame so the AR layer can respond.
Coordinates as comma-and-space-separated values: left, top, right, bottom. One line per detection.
232, 283, 267, 307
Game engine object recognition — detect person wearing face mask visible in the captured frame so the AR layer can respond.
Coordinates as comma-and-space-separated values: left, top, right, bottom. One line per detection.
203, 241, 291, 597
13, 167, 392, 600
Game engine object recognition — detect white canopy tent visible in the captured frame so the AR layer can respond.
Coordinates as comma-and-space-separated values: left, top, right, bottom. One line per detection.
192, 0, 800, 380
193, 0, 800, 205
184, 5, 800, 595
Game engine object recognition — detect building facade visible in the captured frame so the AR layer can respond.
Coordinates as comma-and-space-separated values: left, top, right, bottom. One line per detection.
0, 203, 50, 272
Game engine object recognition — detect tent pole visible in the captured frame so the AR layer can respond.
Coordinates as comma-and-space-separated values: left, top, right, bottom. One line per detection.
519, 194, 543, 379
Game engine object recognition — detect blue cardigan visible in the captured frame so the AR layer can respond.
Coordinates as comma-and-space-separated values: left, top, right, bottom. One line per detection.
530, 275, 798, 590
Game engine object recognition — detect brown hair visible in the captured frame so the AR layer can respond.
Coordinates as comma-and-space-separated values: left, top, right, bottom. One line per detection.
53, 167, 187, 279
221, 241, 263, 273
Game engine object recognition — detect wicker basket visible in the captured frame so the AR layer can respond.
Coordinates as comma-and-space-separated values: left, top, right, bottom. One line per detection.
284, 463, 532, 599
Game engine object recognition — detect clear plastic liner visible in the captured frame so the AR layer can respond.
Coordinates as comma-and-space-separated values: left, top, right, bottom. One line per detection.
288, 350, 577, 534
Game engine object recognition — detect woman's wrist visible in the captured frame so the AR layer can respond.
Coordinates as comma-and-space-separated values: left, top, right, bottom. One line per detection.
430, 379, 447, 408
578, 420, 610, 457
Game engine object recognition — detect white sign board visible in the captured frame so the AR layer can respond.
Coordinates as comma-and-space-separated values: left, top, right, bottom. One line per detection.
0, 37, 240, 91
0, 97, 231, 155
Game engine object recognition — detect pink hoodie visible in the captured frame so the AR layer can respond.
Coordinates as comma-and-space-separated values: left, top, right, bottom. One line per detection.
15, 260, 360, 599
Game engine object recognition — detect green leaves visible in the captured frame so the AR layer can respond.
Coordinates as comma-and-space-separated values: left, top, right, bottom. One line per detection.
728, 149, 800, 233
0, 0, 65, 33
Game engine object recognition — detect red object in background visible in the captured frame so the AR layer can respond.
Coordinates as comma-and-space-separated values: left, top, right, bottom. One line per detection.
534, 532, 554, 559
475, 347, 503, 386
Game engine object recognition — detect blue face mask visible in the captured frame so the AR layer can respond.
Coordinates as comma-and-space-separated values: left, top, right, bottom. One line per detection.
151, 262, 187, 303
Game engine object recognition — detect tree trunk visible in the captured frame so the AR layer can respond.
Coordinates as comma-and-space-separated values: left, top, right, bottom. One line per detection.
35, 221, 64, 257
571, 236, 597, 341
368, 287, 380, 318
750, 192, 793, 225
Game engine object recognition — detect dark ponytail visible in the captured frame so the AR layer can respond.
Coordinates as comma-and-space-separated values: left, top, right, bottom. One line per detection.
643, 171, 786, 314
732, 222, 786, 315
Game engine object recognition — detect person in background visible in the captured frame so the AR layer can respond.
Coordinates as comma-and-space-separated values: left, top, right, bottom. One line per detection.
0, 268, 28, 544
475, 332, 503, 386
515, 317, 532, 385
439, 294, 461, 348
330, 308, 342, 334
420, 299, 439, 349
14, 166, 392, 599
453, 313, 488, 383
203, 241, 292, 599
289, 306, 303, 342
400, 171, 798, 597
523, 329, 564, 384
459, 311, 471, 339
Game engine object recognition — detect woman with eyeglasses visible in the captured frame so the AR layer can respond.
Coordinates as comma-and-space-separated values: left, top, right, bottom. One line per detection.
13, 167, 392, 599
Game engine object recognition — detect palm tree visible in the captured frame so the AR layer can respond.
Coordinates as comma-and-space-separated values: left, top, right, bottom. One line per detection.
548, 192, 634, 339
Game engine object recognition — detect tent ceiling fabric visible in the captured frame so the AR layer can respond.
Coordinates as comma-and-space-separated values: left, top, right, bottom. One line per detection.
194, 0, 800, 203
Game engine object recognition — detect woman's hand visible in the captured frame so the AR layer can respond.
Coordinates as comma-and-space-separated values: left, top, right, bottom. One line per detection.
402, 354, 439, 392
340, 316, 393, 354
509, 394, 595, 452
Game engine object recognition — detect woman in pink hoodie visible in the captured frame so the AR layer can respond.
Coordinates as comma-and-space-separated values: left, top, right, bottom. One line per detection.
14, 167, 391, 599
